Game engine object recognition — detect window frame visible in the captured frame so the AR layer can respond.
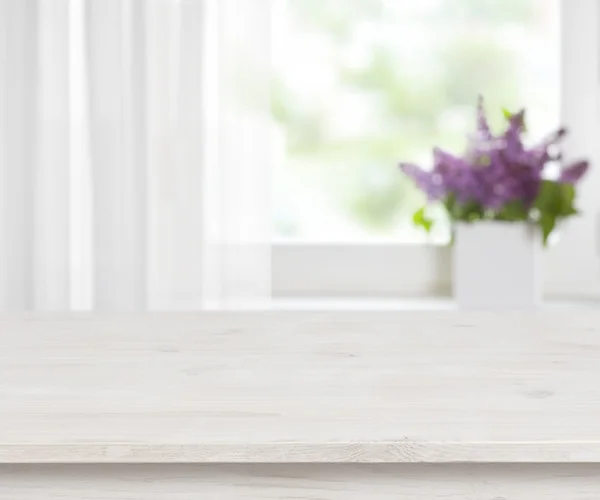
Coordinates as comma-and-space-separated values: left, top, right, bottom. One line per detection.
272, 0, 600, 300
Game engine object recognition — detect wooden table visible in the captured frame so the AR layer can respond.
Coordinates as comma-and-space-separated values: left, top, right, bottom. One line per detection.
2, 313, 600, 498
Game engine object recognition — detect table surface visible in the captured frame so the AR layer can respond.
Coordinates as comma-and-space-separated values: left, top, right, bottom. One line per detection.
2, 312, 600, 464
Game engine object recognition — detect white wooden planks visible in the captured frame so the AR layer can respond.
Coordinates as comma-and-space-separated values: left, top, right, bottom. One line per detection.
2, 312, 600, 463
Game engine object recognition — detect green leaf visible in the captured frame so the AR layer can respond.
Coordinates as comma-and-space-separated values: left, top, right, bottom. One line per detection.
540, 214, 556, 246
496, 200, 528, 222
444, 193, 458, 219
558, 183, 576, 217
413, 207, 433, 233
502, 107, 514, 121
535, 180, 578, 217
460, 201, 485, 222
502, 106, 527, 132
535, 180, 561, 213
534, 180, 580, 246
444, 194, 484, 223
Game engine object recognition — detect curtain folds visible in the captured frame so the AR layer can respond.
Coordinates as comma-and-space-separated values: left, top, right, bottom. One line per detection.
0, 0, 272, 311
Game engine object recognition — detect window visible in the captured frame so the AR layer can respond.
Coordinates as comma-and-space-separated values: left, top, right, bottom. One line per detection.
271, 0, 600, 298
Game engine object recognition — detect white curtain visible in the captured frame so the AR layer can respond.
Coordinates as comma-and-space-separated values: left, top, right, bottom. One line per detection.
0, 0, 272, 311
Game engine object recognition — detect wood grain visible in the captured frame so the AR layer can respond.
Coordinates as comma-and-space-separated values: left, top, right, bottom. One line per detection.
3, 464, 600, 499
2, 312, 600, 463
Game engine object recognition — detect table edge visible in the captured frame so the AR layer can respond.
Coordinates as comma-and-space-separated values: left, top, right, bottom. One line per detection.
3, 441, 600, 464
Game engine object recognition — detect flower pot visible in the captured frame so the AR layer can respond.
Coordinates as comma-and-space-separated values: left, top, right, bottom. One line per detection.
453, 222, 542, 309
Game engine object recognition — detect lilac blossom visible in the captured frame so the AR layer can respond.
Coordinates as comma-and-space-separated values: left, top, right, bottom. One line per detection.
399, 97, 588, 212
559, 160, 589, 184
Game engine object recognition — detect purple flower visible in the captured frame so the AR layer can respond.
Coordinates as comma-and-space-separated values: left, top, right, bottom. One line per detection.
399, 97, 589, 213
400, 148, 477, 203
399, 163, 445, 201
559, 161, 589, 184
475, 95, 493, 141
501, 110, 527, 162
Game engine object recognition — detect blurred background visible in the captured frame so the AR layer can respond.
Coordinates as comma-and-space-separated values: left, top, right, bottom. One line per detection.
271, 0, 560, 244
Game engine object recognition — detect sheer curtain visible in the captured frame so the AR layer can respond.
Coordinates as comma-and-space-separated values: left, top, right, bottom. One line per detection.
0, 0, 272, 311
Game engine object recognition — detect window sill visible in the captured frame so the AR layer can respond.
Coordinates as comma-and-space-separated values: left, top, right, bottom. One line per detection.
272, 296, 600, 310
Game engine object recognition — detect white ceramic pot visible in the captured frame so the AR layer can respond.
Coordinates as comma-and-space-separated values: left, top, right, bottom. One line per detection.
453, 222, 542, 309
